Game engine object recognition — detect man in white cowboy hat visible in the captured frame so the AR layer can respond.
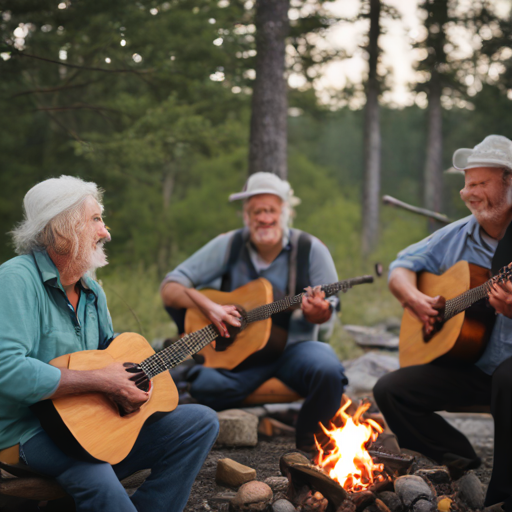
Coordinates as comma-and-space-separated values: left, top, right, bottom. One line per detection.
161, 172, 348, 452
374, 135, 512, 510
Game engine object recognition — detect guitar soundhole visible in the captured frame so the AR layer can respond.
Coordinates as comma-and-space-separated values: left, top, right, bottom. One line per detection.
124, 362, 151, 392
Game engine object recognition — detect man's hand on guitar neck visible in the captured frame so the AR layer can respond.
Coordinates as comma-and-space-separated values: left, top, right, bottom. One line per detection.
489, 281, 512, 318
389, 268, 441, 335
302, 286, 332, 324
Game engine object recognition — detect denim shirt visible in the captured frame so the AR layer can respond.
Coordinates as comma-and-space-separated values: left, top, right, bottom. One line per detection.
162, 229, 339, 344
389, 215, 512, 374
0, 250, 114, 449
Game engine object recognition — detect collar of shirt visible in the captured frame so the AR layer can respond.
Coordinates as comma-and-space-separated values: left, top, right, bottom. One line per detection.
32, 250, 97, 297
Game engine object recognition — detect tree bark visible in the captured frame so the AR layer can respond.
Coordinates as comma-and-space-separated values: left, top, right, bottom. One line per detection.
424, 69, 443, 224
361, 0, 382, 256
158, 165, 175, 275
248, 0, 290, 179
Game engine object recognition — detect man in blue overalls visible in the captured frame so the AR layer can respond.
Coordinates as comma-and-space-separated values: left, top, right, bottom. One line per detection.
161, 172, 348, 452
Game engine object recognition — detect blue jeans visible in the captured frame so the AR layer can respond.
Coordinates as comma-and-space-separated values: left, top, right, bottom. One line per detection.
187, 341, 347, 448
20, 404, 219, 512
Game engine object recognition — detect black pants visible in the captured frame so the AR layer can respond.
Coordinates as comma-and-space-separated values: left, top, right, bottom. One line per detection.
373, 357, 512, 508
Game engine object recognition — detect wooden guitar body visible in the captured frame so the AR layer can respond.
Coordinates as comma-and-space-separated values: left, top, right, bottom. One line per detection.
185, 278, 273, 369
399, 261, 495, 367
40, 333, 178, 464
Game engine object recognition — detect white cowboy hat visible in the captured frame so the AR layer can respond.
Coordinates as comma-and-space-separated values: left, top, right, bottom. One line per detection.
229, 172, 291, 202
453, 135, 512, 171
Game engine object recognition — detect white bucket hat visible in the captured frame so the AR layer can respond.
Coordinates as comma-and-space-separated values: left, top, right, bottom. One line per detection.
229, 172, 291, 202
453, 135, 512, 171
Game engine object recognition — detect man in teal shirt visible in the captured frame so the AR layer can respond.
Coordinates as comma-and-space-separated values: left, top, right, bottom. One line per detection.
0, 176, 239, 511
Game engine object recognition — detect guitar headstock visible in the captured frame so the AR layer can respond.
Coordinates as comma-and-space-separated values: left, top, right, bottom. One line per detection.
320, 275, 374, 298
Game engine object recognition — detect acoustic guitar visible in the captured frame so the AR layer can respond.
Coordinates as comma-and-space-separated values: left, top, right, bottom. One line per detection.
185, 276, 374, 369
399, 261, 512, 367
33, 274, 374, 464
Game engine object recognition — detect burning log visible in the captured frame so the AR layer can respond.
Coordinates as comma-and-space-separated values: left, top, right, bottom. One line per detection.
368, 451, 414, 476
287, 464, 348, 509
313, 399, 390, 493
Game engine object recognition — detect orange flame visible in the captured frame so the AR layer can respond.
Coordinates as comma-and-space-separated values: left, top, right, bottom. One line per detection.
313, 399, 387, 493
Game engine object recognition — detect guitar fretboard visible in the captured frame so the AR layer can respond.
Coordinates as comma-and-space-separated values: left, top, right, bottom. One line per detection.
444, 265, 512, 320
140, 325, 218, 379
246, 275, 373, 323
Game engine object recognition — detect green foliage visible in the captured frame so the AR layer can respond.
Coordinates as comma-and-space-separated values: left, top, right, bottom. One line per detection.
2, 0, 512, 353
98, 265, 176, 344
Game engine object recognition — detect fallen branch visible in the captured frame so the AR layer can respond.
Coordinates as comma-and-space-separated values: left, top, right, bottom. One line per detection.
382, 195, 452, 224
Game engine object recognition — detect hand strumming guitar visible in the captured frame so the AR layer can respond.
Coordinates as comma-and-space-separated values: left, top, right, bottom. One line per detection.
183, 287, 241, 337
302, 285, 332, 324
48, 362, 151, 416
489, 281, 512, 318
389, 267, 443, 335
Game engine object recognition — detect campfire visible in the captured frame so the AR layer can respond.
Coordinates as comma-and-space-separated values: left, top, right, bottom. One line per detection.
313, 399, 388, 493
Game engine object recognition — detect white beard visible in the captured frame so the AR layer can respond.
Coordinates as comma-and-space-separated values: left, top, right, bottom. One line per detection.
87, 242, 108, 272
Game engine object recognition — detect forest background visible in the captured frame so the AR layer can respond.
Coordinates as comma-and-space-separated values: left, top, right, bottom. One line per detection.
1, 0, 512, 359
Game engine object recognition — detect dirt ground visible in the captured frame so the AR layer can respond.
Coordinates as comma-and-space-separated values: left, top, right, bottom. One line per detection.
184, 435, 296, 511
184, 435, 495, 512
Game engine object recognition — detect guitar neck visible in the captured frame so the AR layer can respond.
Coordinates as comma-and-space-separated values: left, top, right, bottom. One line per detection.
246, 275, 374, 324
140, 325, 218, 379
444, 276, 496, 321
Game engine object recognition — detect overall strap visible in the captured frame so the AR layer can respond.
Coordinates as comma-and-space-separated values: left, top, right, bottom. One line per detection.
220, 229, 246, 292
492, 221, 512, 276
288, 229, 312, 296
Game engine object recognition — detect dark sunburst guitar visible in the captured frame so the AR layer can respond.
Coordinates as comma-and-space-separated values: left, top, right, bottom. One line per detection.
399, 261, 512, 367
31, 274, 373, 464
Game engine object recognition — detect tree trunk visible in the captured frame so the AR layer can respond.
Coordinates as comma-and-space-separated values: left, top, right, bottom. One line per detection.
424, 69, 443, 226
158, 165, 175, 275
248, 0, 290, 179
361, 0, 382, 257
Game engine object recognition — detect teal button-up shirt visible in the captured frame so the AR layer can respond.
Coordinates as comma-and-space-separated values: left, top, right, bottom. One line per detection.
0, 250, 114, 449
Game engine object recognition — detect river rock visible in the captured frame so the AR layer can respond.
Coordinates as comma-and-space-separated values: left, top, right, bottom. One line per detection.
216, 458, 257, 487
217, 410, 259, 447
343, 352, 399, 398
411, 499, 435, 512
271, 498, 296, 512
394, 475, 433, 507
457, 472, 485, 510
264, 476, 289, 492
376, 491, 403, 512
230, 481, 273, 511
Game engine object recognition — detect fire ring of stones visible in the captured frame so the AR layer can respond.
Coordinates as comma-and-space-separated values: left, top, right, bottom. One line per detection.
213, 447, 491, 512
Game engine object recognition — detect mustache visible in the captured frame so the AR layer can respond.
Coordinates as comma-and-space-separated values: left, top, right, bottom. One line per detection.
97, 234, 111, 245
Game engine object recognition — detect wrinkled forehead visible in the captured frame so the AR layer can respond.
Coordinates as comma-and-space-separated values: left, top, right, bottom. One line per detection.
464, 166, 504, 184
83, 196, 104, 216
245, 193, 283, 212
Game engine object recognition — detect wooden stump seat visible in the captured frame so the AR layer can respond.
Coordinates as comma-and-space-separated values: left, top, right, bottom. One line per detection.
0, 446, 149, 505
242, 378, 303, 405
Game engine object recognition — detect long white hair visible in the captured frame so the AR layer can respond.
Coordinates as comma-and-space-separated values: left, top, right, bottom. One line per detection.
11, 175, 104, 256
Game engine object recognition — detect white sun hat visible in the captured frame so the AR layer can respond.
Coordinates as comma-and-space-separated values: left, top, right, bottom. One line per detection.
229, 172, 291, 202
453, 135, 512, 171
